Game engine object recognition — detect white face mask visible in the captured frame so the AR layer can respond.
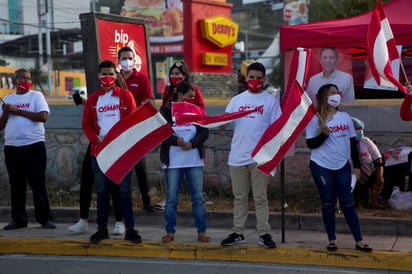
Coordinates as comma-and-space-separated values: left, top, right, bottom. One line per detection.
120, 59, 134, 72
327, 94, 341, 108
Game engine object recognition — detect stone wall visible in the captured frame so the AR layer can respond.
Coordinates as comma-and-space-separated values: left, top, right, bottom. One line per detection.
0, 127, 410, 198
191, 72, 238, 98
0, 102, 411, 204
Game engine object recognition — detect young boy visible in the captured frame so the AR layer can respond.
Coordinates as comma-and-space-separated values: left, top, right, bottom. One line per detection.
82, 60, 140, 244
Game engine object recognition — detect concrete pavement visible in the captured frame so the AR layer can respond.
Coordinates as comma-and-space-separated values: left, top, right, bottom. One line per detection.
0, 208, 411, 272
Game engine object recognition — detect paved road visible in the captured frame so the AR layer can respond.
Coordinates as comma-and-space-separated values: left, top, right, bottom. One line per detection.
0, 255, 409, 274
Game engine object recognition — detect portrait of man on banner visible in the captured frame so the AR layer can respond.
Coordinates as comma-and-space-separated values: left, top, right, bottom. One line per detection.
305, 47, 355, 104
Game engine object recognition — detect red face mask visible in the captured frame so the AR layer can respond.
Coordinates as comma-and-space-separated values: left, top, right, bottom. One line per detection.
182, 98, 195, 104
247, 79, 263, 93
170, 76, 184, 87
17, 81, 32, 92
100, 76, 116, 88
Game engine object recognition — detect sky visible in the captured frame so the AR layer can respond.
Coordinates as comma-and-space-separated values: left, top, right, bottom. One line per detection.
0, 0, 92, 35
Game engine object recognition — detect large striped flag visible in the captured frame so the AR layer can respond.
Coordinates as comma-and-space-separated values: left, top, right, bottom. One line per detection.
282, 48, 312, 110
96, 103, 174, 184
173, 102, 263, 128
367, 0, 408, 94
252, 80, 316, 175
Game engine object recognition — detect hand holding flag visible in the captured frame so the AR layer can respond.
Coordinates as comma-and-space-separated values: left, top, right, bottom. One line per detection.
96, 103, 174, 184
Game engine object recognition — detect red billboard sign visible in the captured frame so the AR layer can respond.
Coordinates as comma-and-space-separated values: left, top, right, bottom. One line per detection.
97, 19, 150, 79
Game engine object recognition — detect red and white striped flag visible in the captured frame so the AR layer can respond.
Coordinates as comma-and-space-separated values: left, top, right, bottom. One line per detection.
367, 0, 408, 94
282, 48, 312, 110
252, 80, 316, 175
173, 102, 263, 128
96, 103, 174, 184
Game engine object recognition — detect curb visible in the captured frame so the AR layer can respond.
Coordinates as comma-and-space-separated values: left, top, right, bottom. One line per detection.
0, 237, 411, 272
1, 207, 411, 236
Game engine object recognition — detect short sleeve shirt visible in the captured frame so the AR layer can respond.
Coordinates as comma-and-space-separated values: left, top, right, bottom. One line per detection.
306, 111, 356, 170
226, 90, 281, 166
1, 90, 50, 146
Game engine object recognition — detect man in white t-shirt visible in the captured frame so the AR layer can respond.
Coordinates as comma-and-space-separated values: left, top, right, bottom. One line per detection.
306, 47, 355, 103
0, 68, 55, 230
82, 60, 141, 244
220, 62, 281, 248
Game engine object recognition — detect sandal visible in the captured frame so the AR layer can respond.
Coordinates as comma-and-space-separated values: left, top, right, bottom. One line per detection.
327, 242, 338, 251
161, 233, 174, 243
198, 233, 210, 243
356, 244, 372, 252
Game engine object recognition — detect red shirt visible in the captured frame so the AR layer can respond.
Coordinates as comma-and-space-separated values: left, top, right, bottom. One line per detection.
82, 85, 137, 156
160, 83, 205, 111
400, 95, 412, 121
122, 69, 153, 107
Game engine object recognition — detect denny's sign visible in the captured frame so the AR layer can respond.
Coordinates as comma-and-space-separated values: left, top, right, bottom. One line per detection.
200, 16, 238, 48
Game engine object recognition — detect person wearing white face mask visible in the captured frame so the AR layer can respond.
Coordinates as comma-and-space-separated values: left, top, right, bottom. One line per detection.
306, 84, 372, 253
118, 47, 154, 213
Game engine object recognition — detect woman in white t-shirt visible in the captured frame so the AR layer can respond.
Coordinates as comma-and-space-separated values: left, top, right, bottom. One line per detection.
159, 82, 209, 243
306, 84, 372, 253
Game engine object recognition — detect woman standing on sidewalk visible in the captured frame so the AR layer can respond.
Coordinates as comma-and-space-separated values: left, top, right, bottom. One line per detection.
159, 82, 210, 243
306, 84, 372, 252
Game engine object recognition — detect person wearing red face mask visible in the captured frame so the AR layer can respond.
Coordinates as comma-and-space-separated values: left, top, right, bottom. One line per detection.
82, 60, 141, 244
117, 46, 154, 213
219, 62, 281, 248
160, 61, 205, 111
0, 68, 55, 230
159, 82, 210, 243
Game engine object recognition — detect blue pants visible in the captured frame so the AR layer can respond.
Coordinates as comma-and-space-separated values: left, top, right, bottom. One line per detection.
310, 160, 363, 242
164, 167, 207, 234
91, 156, 134, 230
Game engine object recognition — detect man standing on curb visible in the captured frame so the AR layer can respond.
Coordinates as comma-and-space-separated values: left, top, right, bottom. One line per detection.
219, 62, 281, 248
82, 60, 141, 244
118, 46, 154, 212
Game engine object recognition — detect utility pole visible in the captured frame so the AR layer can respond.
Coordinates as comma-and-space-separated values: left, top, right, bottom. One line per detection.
46, 0, 52, 96
37, 0, 45, 72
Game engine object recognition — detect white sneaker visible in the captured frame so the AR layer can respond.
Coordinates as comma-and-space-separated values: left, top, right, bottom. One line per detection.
112, 222, 125, 235
68, 219, 88, 234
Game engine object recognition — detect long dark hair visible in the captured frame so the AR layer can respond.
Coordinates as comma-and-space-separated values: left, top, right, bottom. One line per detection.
168, 61, 190, 87
317, 83, 338, 122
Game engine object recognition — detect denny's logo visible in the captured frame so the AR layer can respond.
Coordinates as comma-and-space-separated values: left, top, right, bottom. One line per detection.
200, 16, 238, 48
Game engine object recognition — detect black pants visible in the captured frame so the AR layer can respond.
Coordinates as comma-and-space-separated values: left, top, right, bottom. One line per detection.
134, 158, 151, 204
5, 141, 53, 225
79, 144, 122, 221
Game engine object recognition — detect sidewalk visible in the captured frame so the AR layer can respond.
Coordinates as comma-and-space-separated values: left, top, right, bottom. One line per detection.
0, 208, 411, 272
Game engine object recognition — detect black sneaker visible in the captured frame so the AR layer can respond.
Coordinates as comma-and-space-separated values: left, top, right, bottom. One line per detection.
3, 221, 27, 230
41, 220, 56, 229
258, 233, 276, 248
221, 233, 246, 246
143, 202, 154, 213
90, 228, 109, 244
125, 228, 142, 243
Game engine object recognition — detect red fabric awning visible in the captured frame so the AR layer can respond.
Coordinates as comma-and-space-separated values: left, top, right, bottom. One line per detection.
280, 0, 412, 52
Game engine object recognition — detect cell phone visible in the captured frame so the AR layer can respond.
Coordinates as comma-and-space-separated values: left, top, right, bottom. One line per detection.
73, 93, 83, 105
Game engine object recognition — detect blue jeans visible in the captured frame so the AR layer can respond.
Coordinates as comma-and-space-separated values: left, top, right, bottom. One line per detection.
164, 167, 206, 234
91, 156, 134, 230
310, 160, 363, 242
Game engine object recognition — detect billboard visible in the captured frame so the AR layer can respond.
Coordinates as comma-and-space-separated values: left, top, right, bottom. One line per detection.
120, 0, 183, 44
97, 19, 150, 78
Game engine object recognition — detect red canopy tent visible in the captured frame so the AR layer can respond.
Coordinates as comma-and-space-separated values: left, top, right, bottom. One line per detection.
280, 0, 412, 52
